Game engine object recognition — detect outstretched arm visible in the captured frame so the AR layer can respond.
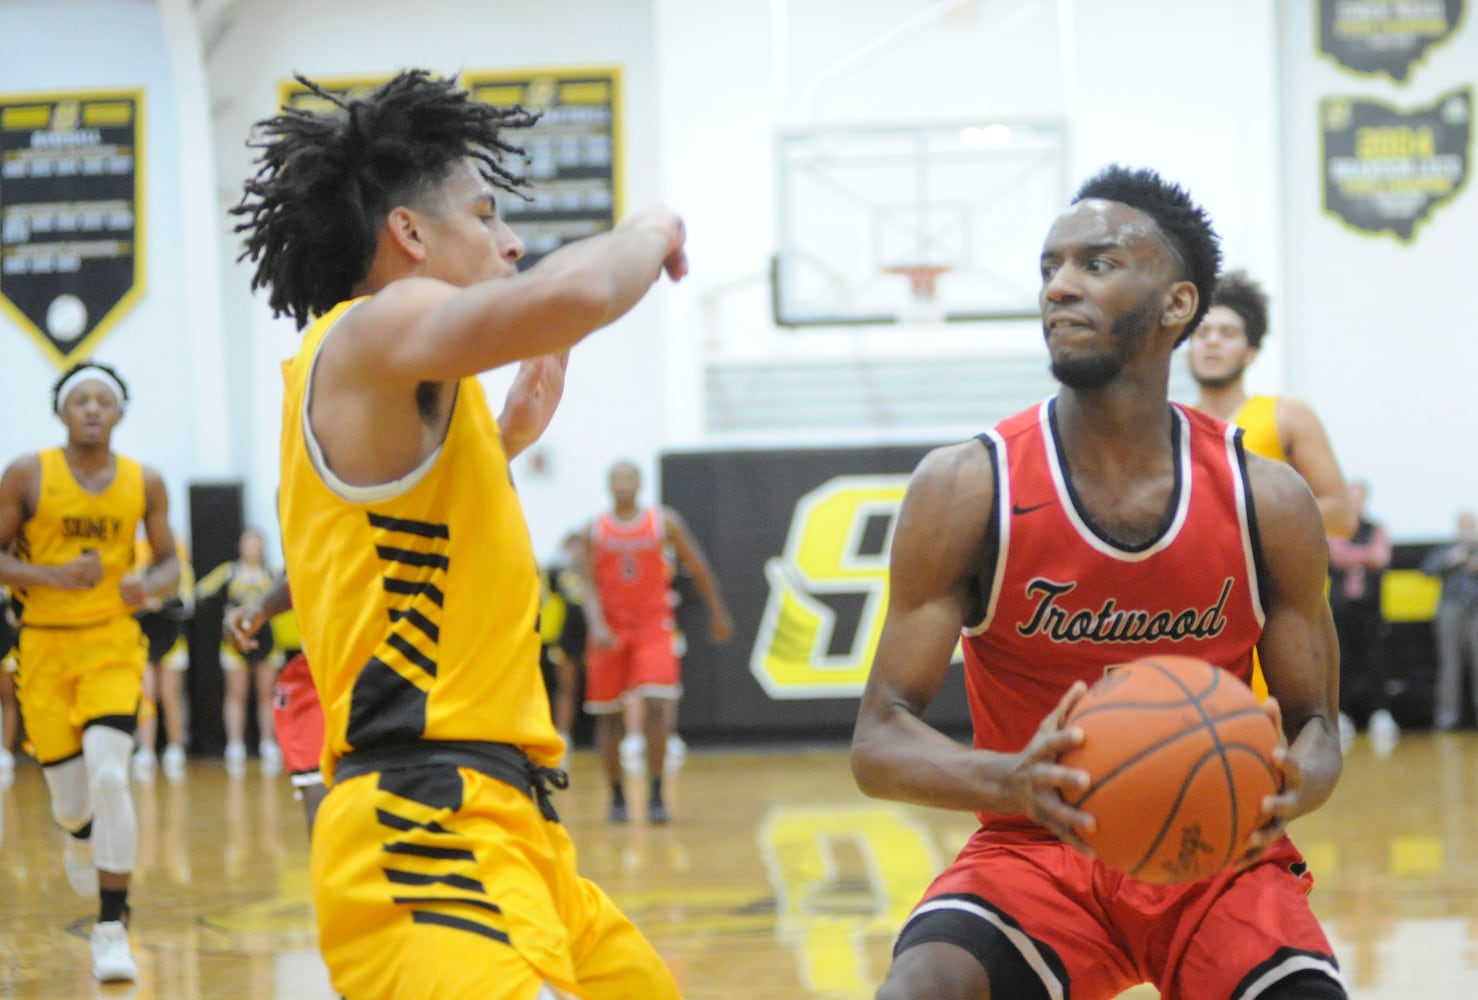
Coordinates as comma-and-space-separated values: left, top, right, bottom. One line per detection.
663, 507, 734, 644
1278, 396, 1355, 538
850, 442, 1094, 849
1242, 456, 1343, 861
335, 208, 686, 386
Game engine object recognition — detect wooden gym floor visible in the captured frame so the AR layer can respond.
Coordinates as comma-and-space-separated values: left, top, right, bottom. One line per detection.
1, 731, 1475, 998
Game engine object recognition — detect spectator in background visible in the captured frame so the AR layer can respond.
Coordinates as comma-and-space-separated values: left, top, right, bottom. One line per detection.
1328, 480, 1395, 750
1421, 511, 1478, 731
132, 535, 195, 782
195, 527, 283, 776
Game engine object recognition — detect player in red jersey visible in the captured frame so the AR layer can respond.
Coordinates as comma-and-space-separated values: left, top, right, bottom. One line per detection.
851, 166, 1346, 1000
578, 459, 732, 824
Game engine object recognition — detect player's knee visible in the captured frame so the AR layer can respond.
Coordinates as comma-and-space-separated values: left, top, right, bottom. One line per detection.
1257, 970, 1348, 1000
83, 722, 133, 794
50, 793, 90, 831
879, 943, 994, 1000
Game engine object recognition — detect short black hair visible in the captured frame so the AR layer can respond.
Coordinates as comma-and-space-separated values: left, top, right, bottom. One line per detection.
1072, 165, 1222, 345
52, 360, 128, 414
232, 69, 540, 329
1208, 269, 1270, 348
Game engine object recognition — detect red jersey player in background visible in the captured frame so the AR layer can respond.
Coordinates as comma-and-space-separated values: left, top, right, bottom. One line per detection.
578, 459, 733, 824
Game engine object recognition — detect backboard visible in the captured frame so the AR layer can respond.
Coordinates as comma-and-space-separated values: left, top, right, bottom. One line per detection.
773, 119, 1068, 326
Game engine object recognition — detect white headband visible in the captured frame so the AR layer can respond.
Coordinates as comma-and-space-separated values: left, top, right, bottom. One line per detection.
55, 366, 126, 413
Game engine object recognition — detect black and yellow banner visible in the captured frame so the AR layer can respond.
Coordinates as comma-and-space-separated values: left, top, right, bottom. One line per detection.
1322, 87, 1471, 242
0, 89, 144, 368
464, 68, 621, 269
662, 446, 971, 740
280, 67, 621, 270
1318, 0, 1465, 81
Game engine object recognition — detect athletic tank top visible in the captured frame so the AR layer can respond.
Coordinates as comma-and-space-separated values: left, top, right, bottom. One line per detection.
278, 298, 559, 782
17, 448, 145, 627
1231, 394, 1285, 463
965, 399, 1264, 822
591, 508, 671, 634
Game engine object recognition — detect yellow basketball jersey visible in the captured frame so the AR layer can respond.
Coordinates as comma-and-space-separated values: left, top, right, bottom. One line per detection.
279, 299, 560, 783
1231, 394, 1286, 464
17, 448, 145, 627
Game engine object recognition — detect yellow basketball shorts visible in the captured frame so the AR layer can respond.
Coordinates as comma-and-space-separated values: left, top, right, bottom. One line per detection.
313, 765, 681, 1000
16, 616, 146, 764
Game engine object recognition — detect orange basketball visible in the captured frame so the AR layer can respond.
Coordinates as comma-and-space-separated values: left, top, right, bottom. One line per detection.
1058, 655, 1280, 884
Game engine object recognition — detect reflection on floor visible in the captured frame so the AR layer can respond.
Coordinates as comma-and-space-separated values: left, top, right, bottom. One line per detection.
1, 732, 1473, 998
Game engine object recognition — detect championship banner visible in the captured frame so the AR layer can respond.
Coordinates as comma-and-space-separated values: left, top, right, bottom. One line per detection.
1318, 0, 1465, 81
463, 69, 620, 269
0, 90, 144, 368
1322, 87, 1471, 242
281, 67, 621, 270
661, 446, 971, 740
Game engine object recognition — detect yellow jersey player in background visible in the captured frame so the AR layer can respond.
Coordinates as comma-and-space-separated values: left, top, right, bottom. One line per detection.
1188, 270, 1354, 699
1188, 270, 1354, 537
233, 70, 689, 998
0, 361, 180, 984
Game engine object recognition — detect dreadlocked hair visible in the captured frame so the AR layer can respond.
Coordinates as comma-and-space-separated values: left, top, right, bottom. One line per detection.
1073, 165, 1222, 345
231, 69, 540, 329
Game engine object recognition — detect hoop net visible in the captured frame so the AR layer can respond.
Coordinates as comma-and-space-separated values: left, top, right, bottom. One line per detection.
884, 263, 952, 303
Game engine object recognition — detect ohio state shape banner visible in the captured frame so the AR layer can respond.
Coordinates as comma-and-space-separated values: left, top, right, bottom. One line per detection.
1319, 0, 1465, 82
0, 90, 144, 368
1322, 87, 1471, 243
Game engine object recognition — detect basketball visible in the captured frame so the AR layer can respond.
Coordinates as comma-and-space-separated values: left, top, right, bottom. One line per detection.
1059, 655, 1280, 884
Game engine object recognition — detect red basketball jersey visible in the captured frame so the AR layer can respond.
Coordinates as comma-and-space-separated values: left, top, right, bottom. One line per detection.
591, 508, 672, 634
965, 399, 1263, 807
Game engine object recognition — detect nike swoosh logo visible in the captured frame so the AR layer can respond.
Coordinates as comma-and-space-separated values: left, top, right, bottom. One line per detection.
1012, 501, 1052, 515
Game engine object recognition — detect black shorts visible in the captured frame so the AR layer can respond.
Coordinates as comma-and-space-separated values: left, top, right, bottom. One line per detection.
137, 612, 181, 663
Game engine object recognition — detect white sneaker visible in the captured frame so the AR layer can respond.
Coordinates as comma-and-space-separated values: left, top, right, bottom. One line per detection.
665, 733, 688, 771
1368, 708, 1400, 740
0, 747, 14, 786
63, 835, 99, 896
1337, 712, 1356, 754
131, 749, 156, 783
90, 920, 138, 982
161, 744, 187, 782
259, 741, 283, 776
224, 742, 247, 777
619, 733, 645, 772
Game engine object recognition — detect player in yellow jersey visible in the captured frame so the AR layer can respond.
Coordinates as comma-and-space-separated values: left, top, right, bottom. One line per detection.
0, 361, 180, 984
1188, 270, 1354, 700
1188, 270, 1354, 537
232, 70, 688, 999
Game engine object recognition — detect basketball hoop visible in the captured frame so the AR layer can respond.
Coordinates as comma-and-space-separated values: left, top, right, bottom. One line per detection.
884, 263, 952, 323
884, 263, 952, 303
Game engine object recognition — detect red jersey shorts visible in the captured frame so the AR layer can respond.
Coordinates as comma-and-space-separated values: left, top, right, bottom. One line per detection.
902, 821, 1343, 1000
273, 653, 325, 785
583, 627, 681, 713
